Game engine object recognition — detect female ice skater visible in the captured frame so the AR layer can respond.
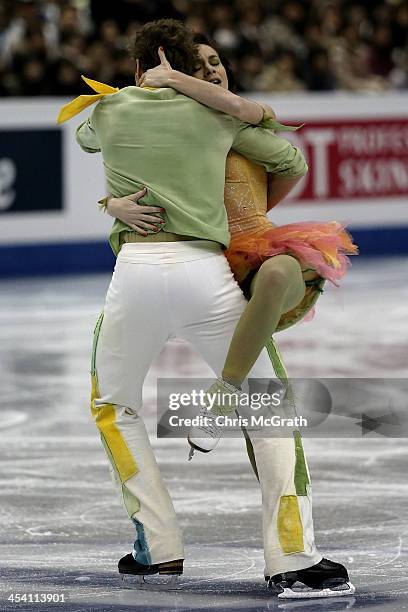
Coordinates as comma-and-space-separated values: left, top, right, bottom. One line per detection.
136, 38, 357, 393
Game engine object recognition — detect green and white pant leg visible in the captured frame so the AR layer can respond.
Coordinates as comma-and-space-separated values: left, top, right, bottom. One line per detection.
90, 313, 184, 566
244, 338, 322, 577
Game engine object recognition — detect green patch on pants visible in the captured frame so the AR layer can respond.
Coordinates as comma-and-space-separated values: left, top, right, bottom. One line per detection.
91, 313, 104, 376
294, 430, 310, 496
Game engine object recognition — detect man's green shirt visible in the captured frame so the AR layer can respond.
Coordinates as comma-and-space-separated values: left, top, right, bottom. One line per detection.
76, 86, 308, 255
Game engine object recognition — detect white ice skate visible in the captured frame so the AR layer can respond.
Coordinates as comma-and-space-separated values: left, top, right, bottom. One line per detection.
187, 405, 223, 459
187, 378, 241, 460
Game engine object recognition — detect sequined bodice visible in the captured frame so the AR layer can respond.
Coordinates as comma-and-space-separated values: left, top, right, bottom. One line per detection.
225, 151, 274, 236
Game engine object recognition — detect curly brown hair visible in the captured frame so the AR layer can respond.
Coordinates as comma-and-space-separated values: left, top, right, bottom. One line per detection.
130, 19, 198, 76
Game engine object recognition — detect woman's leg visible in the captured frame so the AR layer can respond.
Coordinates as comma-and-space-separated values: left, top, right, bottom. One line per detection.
222, 254, 305, 386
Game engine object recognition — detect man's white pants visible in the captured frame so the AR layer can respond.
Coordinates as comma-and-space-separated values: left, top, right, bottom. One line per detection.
91, 241, 322, 575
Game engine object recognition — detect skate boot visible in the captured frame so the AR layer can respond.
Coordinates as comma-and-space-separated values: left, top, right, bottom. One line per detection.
266, 558, 355, 599
118, 553, 183, 589
187, 378, 241, 459
187, 377, 287, 459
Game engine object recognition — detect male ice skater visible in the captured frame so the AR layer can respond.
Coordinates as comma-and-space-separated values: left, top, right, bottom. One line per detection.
59, 18, 353, 598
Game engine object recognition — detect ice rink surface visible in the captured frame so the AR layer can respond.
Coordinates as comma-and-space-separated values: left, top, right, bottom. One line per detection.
0, 256, 407, 612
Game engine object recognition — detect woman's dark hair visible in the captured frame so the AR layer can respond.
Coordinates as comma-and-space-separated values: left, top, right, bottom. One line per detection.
130, 18, 198, 75
192, 33, 237, 93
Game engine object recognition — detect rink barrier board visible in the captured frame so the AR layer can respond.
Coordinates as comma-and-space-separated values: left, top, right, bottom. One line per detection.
1, 94, 407, 274
0, 226, 407, 277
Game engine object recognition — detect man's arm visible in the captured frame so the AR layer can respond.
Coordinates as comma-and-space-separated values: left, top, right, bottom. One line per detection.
231, 121, 308, 178
76, 110, 101, 153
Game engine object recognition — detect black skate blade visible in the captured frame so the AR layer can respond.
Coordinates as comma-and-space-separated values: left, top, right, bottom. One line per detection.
276, 580, 355, 599
120, 573, 180, 591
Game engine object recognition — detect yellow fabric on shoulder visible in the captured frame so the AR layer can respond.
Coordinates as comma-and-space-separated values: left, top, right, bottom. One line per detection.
57, 75, 119, 124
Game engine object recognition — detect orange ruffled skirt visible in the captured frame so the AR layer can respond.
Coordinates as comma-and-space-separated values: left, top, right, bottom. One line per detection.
225, 221, 358, 286
225, 221, 358, 331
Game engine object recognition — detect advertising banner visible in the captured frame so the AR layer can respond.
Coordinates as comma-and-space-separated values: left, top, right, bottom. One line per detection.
287, 118, 408, 203
0, 128, 63, 214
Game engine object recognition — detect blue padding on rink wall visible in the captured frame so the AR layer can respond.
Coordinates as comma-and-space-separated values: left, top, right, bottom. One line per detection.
0, 226, 407, 277
350, 226, 408, 257
0, 241, 115, 278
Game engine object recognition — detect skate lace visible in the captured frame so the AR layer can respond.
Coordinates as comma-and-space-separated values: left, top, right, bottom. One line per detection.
197, 406, 222, 438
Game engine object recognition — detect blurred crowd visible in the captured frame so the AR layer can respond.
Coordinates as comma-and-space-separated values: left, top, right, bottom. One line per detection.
0, 0, 407, 96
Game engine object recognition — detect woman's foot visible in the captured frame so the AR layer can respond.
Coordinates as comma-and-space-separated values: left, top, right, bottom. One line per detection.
187, 378, 241, 459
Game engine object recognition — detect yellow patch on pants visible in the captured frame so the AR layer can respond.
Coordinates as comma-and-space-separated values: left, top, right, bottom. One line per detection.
90, 374, 138, 484
278, 495, 305, 554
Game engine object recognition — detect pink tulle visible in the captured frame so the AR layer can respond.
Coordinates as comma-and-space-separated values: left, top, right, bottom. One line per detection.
225, 221, 358, 286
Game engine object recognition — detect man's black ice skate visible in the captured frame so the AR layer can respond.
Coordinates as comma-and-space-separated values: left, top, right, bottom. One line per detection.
118, 553, 183, 589
266, 558, 355, 599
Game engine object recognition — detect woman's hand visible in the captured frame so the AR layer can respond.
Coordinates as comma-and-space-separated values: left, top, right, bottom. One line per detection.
139, 47, 175, 88
107, 188, 165, 236
259, 102, 277, 122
